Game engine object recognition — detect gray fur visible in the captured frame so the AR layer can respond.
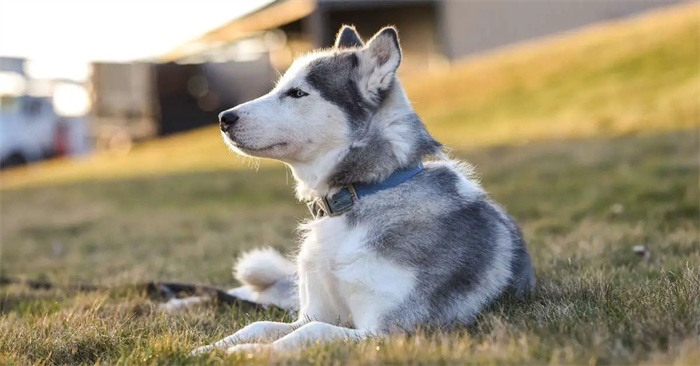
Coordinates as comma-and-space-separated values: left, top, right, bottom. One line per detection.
504, 218, 537, 296
306, 52, 371, 130
306, 25, 402, 135
329, 113, 441, 186
343, 163, 534, 332
306, 41, 440, 186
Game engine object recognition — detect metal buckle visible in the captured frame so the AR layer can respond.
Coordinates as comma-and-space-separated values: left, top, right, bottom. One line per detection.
306, 185, 357, 219
307, 185, 358, 219
323, 185, 357, 216
306, 198, 328, 219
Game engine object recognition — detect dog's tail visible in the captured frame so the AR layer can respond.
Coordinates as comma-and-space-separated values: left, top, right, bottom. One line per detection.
233, 247, 296, 291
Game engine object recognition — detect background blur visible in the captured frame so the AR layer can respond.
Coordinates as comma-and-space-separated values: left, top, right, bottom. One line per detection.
1, 1, 698, 364
0, 0, 689, 170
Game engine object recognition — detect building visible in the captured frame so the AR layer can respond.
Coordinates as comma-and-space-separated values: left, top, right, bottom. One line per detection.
89, 0, 686, 145
161, 0, 684, 73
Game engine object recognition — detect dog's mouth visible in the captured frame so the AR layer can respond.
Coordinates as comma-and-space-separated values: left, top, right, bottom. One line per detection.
235, 142, 287, 152
227, 137, 288, 153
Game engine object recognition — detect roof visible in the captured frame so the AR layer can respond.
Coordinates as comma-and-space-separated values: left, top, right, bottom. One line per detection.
159, 0, 316, 62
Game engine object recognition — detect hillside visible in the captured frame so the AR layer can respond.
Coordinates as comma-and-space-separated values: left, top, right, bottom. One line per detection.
0, 2, 697, 189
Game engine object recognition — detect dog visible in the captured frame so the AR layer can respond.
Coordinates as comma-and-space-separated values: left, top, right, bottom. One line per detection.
192, 25, 536, 356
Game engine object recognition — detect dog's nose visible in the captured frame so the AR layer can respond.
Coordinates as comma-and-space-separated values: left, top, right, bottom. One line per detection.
219, 111, 239, 131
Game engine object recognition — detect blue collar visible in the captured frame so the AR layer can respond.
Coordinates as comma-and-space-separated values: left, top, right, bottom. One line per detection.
308, 162, 424, 219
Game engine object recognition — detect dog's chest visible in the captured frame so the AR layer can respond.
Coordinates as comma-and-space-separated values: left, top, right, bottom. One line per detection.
297, 217, 415, 328
298, 217, 368, 290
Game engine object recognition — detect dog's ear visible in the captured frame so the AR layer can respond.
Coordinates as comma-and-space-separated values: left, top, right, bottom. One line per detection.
334, 25, 364, 48
359, 27, 402, 97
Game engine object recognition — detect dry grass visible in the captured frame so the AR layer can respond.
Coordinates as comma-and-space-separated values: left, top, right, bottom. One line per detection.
1, 2, 699, 365
1, 130, 698, 365
404, 2, 699, 146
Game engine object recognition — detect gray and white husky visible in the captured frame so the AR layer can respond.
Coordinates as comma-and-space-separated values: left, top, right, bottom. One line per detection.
192, 25, 535, 355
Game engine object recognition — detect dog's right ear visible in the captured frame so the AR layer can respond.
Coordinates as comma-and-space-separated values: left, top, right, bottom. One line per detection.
334, 25, 364, 48
356, 27, 401, 103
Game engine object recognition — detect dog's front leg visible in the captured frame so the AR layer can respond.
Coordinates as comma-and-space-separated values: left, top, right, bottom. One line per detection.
227, 321, 373, 354
190, 319, 307, 355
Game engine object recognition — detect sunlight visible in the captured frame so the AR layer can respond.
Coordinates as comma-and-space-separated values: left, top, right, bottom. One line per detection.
0, 0, 274, 64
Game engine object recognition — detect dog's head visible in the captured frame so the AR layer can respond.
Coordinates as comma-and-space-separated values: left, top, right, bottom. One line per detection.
219, 25, 441, 198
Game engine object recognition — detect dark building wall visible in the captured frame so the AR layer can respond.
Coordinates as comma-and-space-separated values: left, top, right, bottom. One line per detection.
154, 57, 274, 136
314, 1, 441, 72
439, 0, 686, 60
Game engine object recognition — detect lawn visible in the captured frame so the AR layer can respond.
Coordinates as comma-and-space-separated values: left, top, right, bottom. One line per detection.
1, 3, 699, 365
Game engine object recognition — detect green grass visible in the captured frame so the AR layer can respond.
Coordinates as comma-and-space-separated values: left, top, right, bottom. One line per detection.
1, 131, 697, 365
1, 3, 699, 365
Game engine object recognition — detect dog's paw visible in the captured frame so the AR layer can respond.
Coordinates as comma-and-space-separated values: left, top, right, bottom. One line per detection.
159, 296, 208, 314
226, 343, 271, 355
190, 344, 216, 356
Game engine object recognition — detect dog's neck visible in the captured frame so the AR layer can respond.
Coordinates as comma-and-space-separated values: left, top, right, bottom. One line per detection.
289, 82, 441, 201
289, 147, 347, 201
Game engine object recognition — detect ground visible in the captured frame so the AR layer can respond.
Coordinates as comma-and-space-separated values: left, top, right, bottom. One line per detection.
0, 3, 698, 365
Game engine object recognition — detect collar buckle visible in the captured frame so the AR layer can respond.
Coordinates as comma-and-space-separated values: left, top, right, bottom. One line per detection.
307, 185, 358, 219
306, 162, 425, 219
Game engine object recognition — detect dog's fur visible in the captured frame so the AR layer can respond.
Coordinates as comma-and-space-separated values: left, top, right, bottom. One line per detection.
192, 25, 535, 355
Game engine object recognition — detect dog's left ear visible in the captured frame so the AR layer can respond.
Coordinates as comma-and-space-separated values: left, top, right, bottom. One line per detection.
334, 25, 364, 48
360, 27, 402, 97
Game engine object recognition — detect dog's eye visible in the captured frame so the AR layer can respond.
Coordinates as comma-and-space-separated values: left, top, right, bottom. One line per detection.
286, 88, 309, 99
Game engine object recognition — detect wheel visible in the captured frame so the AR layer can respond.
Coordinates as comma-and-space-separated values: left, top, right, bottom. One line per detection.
0, 152, 28, 170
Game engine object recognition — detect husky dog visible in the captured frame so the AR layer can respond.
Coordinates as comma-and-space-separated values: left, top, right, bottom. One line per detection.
192, 25, 535, 355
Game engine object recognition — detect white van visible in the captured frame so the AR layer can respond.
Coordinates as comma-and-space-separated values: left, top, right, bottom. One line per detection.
0, 70, 89, 169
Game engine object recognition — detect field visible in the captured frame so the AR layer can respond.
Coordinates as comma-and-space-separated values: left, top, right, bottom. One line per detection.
1, 3, 699, 365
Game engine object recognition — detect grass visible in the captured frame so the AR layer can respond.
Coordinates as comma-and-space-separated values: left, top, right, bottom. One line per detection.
1, 2, 699, 365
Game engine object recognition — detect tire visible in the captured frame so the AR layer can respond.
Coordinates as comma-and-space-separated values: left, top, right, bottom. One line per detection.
0, 152, 28, 170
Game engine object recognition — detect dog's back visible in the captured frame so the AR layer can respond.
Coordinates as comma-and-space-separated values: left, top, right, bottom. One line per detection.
342, 160, 535, 331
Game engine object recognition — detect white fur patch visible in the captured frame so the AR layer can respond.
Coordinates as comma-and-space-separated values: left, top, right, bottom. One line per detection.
234, 247, 295, 291
219, 49, 350, 171
297, 217, 415, 330
158, 296, 209, 314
